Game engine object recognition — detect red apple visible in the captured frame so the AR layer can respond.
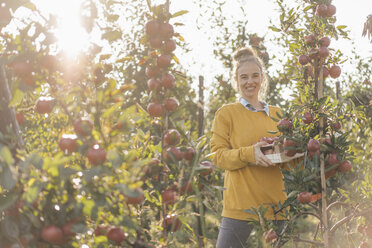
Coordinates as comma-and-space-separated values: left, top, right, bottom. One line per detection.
148, 36, 163, 48
318, 47, 329, 58
298, 55, 310, 65
164, 146, 183, 161
321, 66, 329, 78
297, 192, 312, 204
157, 54, 171, 68
10, 61, 32, 77
62, 219, 78, 237
327, 153, 340, 166
162, 189, 178, 205
307, 139, 320, 152
308, 150, 320, 160
277, 118, 292, 132
94, 225, 108, 236
147, 103, 164, 117
308, 48, 319, 60
164, 98, 179, 112
365, 225, 372, 239
125, 188, 144, 205
145, 20, 160, 37
107, 227, 126, 244
326, 4, 336, 17
329, 65, 341, 78
161, 73, 175, 89
145, 66, 160, 78
36, 97, 54, 114
319, 37, 331, 47
283, 138, 297, 157
16, 112, 25, 125
41, 225, 65, 245
302, 112, 313, 124
316, 4, 328, 17
165, 214, 181, 232
338, 160, 352, 173
74, 119, 93, 137
262, 229, 278, 243
304, 34, 315, 44
23, 74, 34, 86
159, 23, 174, 40
163, 129, 181, 146
59, 134, 78, 154
147, 78, 162, 91
199, 161, 214, 176
86, 145, 107, 165
163, 39, 176, 54
325, 167, 337, 179
184, 147, 196, 161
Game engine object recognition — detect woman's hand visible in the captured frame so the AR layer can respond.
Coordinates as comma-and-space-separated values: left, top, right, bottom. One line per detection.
253, 141, 275, 167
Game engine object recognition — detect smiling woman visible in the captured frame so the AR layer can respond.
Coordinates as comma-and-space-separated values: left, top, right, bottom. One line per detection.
31, 0, 88, 56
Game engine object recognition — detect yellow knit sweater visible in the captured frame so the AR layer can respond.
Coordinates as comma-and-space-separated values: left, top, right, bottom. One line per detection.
211, 102, 287, 221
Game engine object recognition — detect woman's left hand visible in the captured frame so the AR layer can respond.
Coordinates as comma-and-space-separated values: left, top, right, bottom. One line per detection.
253, 141, 275, 167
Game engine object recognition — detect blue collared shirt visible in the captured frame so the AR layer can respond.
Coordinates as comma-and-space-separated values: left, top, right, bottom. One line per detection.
239, 97, 270, 116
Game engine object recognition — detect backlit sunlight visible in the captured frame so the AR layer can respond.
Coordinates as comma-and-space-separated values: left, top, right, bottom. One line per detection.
31, 0, 88, 57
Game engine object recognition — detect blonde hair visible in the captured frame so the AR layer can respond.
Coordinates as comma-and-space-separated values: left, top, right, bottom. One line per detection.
231, 47, 268, 100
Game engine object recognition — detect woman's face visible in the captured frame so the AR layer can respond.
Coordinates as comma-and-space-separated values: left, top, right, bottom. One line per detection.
237, 61, 263, 101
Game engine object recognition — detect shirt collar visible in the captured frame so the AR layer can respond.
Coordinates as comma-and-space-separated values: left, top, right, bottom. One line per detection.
239, 97, 270, 116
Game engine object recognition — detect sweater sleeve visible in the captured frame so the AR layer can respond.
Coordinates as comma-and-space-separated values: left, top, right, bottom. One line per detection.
210, 107, 256, 171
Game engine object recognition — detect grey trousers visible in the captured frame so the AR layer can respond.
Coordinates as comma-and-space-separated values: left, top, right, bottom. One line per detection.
216, 217, 284, 248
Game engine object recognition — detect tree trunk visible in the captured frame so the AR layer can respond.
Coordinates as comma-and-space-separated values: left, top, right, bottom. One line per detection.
0, 65, 24, 148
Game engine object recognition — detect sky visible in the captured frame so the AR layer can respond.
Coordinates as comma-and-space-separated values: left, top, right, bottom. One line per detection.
21, 0, 372, 97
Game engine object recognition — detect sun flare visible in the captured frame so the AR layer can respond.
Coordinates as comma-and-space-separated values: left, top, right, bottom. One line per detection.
32, 0, 88, 56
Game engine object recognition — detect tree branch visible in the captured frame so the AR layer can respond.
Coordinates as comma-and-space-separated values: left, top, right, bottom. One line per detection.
274, 211, 322, 247
293, 237, 324, 246
326, 201, 350, 212
330, 207, 372, 233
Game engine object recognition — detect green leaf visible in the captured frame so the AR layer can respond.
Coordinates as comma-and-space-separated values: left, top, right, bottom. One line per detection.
102, 30, 122, 42
287, 190, 299, 198
267, 130, 278, 134
9, 89, 24, 107
269, 26, 281, 32
171, 10, 189, 18
0, 146, 14, 166
303, 175, 314, 182
270, 117, 279, 122
82, 199, 95, 217
24, 186, 40, 204
303, 5, 312, 11
337, 25, 347, 30
1, 216, 19, 239
102, 102, 121, 118
0, 165, 16, 190
28, 152, 44, 170
0, 193, 18, 212
83, 167, 102, 183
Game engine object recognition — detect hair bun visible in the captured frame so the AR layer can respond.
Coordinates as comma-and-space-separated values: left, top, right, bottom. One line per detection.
233, 47, 256, 62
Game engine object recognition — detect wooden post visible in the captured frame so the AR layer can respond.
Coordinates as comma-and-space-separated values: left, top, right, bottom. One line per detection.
198, 76, 204, 138
336, 81, 340, 100
318, 64, 329, 247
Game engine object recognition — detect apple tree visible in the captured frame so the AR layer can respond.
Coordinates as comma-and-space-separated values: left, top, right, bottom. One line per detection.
242, 1, 372, 247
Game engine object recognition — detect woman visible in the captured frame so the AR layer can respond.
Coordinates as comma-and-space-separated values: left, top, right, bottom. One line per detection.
211, 47, 287, 248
